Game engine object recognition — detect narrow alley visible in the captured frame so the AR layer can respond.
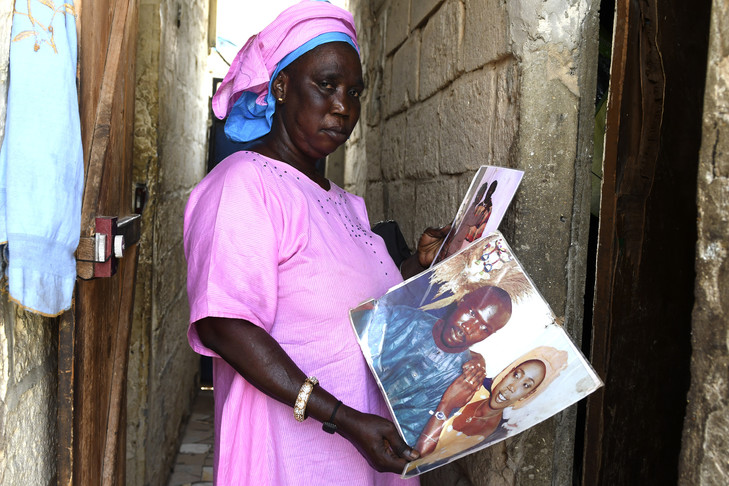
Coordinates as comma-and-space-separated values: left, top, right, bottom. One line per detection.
0, 1, 727, 485
166, 389, 215, 486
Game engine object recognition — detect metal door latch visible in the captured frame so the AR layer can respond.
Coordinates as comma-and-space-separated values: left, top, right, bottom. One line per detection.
76, 214, 141, 279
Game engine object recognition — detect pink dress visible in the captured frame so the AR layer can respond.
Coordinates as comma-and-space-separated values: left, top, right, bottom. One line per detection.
184, 151, 418, 486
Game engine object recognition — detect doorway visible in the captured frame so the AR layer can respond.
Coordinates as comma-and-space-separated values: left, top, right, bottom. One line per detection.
581, 0, 712, 483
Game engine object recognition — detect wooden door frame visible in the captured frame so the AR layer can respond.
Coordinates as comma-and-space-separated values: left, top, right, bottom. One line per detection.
57, 0, 140, 484
582, 0, 711, 482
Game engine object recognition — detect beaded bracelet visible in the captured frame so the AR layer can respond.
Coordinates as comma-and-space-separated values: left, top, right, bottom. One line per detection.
293, 376, 318, 422
322, 400, 342, 434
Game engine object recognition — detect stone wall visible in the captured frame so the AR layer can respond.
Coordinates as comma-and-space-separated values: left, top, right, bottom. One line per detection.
0, 308, 58, 486
347, 0, 598, 484
679, 0, 729, 484
127, 0, 209, 484
0, 3, 58, 485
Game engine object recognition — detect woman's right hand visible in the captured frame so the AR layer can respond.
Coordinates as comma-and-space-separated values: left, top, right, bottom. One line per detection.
336, 405, 419, 473
196, 317, 418, 473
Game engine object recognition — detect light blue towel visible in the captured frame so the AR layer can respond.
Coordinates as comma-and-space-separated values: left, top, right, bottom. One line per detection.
0, 0, 83, 316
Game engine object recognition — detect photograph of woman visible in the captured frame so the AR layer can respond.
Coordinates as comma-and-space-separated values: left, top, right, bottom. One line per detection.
405, 346, 568, 476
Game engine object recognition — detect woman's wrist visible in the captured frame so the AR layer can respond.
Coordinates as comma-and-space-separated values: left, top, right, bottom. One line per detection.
431, 402, 452, 421
330, 403, 358, 435
322, 400, 343, 434
300, 382, 344, 424
293, 376, 319, 422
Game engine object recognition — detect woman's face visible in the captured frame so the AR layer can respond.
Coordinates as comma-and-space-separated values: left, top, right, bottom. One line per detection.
278, 42, 364, 160
489, 360, 546, 410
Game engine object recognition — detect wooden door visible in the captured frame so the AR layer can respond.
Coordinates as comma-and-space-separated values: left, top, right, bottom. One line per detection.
57, 0, 139, 485
582, 0, 712, 483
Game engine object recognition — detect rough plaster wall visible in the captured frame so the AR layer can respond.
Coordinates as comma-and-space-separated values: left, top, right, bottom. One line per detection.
127, 0, 160, 483
502, 4, 598, 484
127, 0, 209, 484
0, 306, 58, 486
678, 0, 729, 484
348, 0, 598, 484
0, 5, 57, 486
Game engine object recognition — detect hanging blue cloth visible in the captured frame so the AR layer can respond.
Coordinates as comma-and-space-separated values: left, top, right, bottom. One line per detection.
0, 0, 83, 316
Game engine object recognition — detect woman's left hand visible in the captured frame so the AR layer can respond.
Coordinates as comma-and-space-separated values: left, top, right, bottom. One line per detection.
336, 406, 419, 473
416, 224, 451, 267
414, 361, 485, 456
463, 351, 485, 373
400, 224, 452, 279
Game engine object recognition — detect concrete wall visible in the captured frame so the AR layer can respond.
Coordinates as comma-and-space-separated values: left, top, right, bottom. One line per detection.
347, 0, 598, 484
679, 0, 729, 484
0, 3, 58, 485
127, 0, 209, 484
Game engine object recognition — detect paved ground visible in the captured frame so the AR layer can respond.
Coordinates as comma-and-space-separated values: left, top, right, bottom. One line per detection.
166, 389, 215, 486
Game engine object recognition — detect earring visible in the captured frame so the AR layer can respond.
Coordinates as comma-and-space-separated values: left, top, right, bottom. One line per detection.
277, 97, 284, 102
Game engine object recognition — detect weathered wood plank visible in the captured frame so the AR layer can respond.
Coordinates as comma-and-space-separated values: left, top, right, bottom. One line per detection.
58, 308, 76, 486
582, 0, 710, 483
59, 0, 139, 485
79, 0, 132, 236
102, 245, 139, 486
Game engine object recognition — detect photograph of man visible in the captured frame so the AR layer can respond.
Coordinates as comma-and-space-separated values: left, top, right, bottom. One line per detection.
358, 285, 513, 445
351, 233, 603, 478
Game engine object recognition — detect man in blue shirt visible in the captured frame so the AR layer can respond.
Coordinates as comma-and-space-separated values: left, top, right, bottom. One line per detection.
362, 285, 513, 445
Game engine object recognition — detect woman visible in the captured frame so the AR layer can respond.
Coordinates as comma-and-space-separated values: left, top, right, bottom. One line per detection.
413, 346, 568, 458
184, 1, 444, 484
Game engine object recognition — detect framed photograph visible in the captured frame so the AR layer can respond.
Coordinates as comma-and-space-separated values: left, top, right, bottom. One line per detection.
350, 232, 602, 477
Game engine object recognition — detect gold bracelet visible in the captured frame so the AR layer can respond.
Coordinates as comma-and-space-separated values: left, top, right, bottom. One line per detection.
293, 376, 318, 422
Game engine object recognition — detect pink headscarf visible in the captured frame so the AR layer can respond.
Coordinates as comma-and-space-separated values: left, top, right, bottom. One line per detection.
212, 0, 359, 121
